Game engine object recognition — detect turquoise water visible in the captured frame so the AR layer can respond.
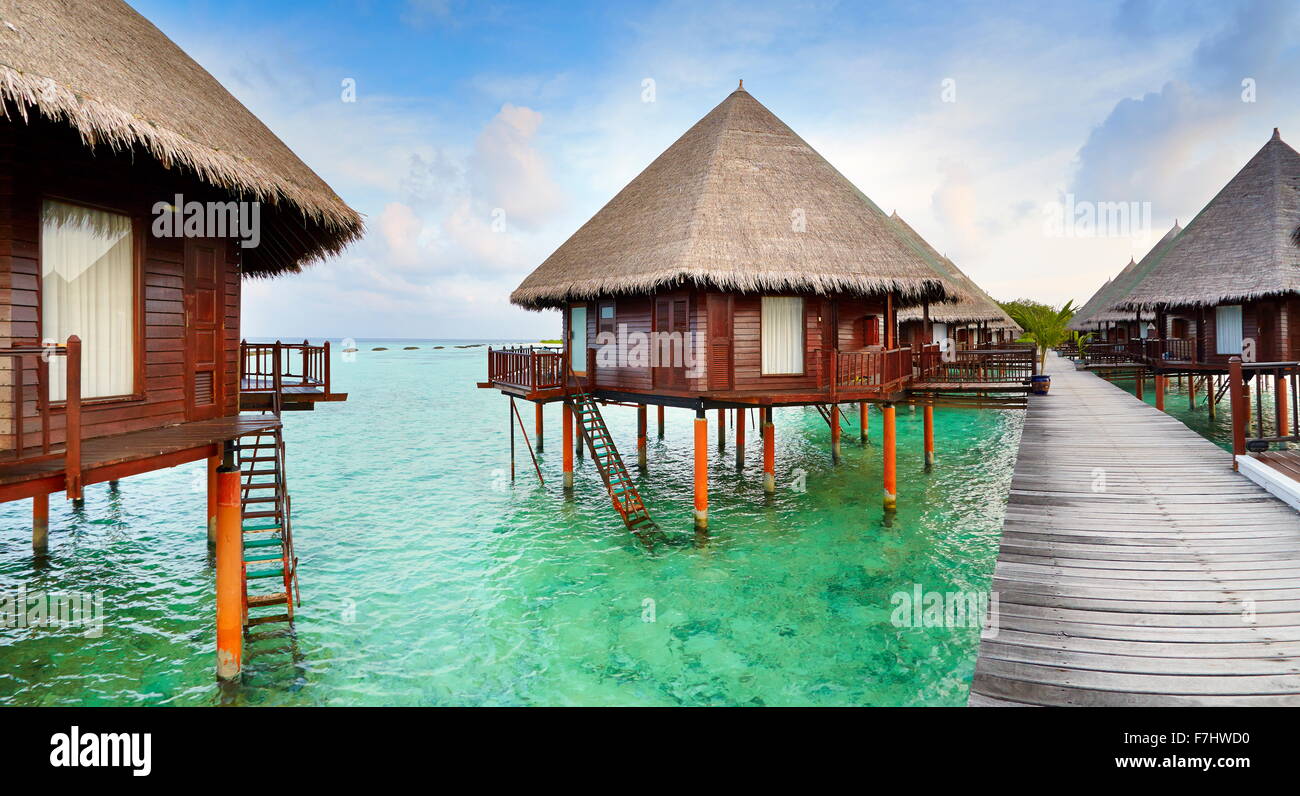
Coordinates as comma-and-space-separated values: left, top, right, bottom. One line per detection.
0, 343, 1022, 706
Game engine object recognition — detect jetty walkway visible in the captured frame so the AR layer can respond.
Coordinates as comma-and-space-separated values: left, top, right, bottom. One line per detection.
969, 354, 1300, 706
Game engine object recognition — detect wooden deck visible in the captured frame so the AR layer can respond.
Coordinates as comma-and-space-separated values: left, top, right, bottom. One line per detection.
0, 415, 280, 501
1257, 450, 1300, 482
969, 353, 1300, 706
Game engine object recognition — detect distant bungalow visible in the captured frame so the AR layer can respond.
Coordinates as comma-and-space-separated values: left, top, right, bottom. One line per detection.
1070, 222, 1181, 345
0, 0, 361, 678
483, 84, 1031, 537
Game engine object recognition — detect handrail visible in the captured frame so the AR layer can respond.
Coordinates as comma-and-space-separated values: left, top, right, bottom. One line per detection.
914, 344, 1035, 384
487, 345, 566, 391
0, 336, 82, 497
241, 340, 331, 394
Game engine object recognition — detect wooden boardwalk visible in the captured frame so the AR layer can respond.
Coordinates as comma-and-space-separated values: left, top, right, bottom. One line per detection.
968, 353, 1300, 706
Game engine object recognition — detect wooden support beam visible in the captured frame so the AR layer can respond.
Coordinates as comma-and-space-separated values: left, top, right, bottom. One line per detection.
215, 464, 242, 681
717, 408, 725, 451
1277, 374, 1289, 436
1155, 374, 1165, 411
859, 401, 869, 442
535, 402, 544, 453
883, 403, 897, 511
575, 403, 584, 460
735, 406, 745, 469
207, 454, 219, 546
1188, 372, 1197, 409
657, 405, 665, 439
762, 407, 775, 494
1208, 376, 1217, 420
637, 404, 647, 469
830, 402, 841, 463
694, 409, 708, 532
1228, 358, 1246, 467
562, 402, 574, 490
33, 493, 49, 555
923, 404, 935, 472
1135, 370, 1144, 401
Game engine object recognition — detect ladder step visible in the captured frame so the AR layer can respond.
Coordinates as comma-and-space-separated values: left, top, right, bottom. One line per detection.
240, 456, 277, 463
244, 551, 283, 563
246, 566, 284, 580
246, 613, 292, 627
242, 524, 282, 534
242, 495, 279, 504
242, 469, 277, 477
242, 481, 281, 489
243, 535, 283, 548
242, 510, 280, 520
246, 592, 288, 608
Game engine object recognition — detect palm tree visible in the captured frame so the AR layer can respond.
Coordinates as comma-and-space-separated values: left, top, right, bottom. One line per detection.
999, 299, 1078, 371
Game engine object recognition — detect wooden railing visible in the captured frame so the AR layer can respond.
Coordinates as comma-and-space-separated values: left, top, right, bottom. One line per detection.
241, 340, 331, 395
914, 345, 1036, 384
487, 346, 566, 391
833, 347, 912, 394
0, 336, 83, 497
1229, 358, 1299, 457
1125, 337, 1197, 365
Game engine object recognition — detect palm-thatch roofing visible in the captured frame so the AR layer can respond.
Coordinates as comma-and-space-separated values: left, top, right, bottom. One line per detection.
890, 212, 1019, 331
0, 0, 362, 275
1069, 221, 1181, 329
511, 86, 959, 310
1114, 129, 1300, 310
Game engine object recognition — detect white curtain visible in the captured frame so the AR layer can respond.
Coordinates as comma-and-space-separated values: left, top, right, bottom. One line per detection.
1216, 305, 1243, 355
931, 322, 948, 345
41, 200, 134, 400
761, 297, 804, 374
569, 305, 587, 373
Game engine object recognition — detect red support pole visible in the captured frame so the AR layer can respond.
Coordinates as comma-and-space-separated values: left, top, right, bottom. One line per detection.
883, 403, 897, 511
33, 493, 49, 555
830, 402, 841, 463
215, 464, 242, 680
535, 402, 544, 453
657, 405, 665, 439
694, 409, 708, 533
562, 402, 574, 490
637, 404, 647, 469
859, 401, 870, 442
735, 405, 746, 469
717, 408, 725, 451
64, 336, 82, 500
207, 454, 220, 546
923, 404, 935, 471
1155, 374, 1165, 411
762, 407, 775, 494
1229, 358, 1246, 468
1277, 373, 1289, 437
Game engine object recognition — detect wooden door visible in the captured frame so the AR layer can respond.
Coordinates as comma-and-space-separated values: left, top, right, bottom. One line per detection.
1257, 301, 1277, 362
1289, 299, 1300, 360
654, 295, 690, 390
184, 239, 223, 421
707, 294, 733, 391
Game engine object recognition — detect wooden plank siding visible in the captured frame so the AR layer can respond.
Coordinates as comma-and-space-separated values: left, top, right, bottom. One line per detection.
969, 353, 1300, 706
0, 118, 243, 455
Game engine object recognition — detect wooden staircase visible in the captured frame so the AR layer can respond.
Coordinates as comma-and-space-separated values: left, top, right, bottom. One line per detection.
814, 403, 849, 430
570, 392, 663, 544
236, 426, 299, 629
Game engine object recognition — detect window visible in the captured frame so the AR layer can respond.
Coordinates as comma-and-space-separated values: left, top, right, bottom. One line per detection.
761, 297, 804, 375
569, 305, 588, 374
1216, 305, 1243, 354
597, 301, 616, 336
41, 200, 135, 400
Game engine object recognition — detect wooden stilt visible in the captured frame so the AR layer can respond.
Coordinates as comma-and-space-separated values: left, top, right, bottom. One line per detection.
830, 402, 841, 463
1135, 371, 1145, 401
657, 405, 665, 439
694, 409, 708, 532
637, 404, 647, 469
33, 493, 49, 555
717, 408, 725, 451
535, 402, 544, 453
859, 401, 869, 443
1188, 373, 1196, 409
1155, 374, 1165, 411
576, 403, 584, 460
883, 403, 897, 511
562, 402, 574, 490
215, 463, 242, 681
1208, 376, 1217, 421
207, 454, 219, 546
762, 407, 775, 494
1229, 358, 1246, 467
509, 398, 516, 481
735, 406, 745, 469
1277, 374, 1289, 436
923, 404, 935, 472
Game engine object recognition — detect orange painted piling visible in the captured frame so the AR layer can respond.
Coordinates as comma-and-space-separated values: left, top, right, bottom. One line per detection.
33, 493, 48, 555
717, 408, 725, 451
1135, 371, 1144, 401
637, 404, 648, 469
1188, 373, 1197, 409
859, 401, 869, 442
762, 407, 775, 493
535, 402, 544, 453
1277, 374, 1289, 436
657, 405, 665, 439
694, 410, 708, 532
206, 454, 219, 546
882, 403, 897, 511
1155, 374, 1165, 411
215, 465, 242, 681
830, 403, 841, 463
562, 402, 575, 490
1229, 358, 1246, 467
923, 404, 935, 472
735, 406, 746, 469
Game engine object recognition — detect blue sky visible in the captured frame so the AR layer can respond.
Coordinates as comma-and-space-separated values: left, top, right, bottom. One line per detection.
130, 0, 1300, 339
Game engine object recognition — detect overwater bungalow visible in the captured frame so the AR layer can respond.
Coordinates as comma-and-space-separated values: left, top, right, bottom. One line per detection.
1069, 222, 1181, 359
482, 84, 1033, 537
890, 213, 1020, 349
0, 1, 361, 678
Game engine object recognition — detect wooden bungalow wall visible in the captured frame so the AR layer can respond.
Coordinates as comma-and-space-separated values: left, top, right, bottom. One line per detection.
0, 119, 242, 453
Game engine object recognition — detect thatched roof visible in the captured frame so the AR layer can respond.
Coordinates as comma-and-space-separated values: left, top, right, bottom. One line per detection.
0, 0, 362, 275
511, 86, 958, 310
1069, 221, 1181, 328
890, 212, 1019, 330
1115, 129, 1300, 310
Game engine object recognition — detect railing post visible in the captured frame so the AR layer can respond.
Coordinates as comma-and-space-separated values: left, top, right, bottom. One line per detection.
64, 336, 82, 500
1228, 357, 1246, 468
323, 340, 331, 394
272, 341, 283, 417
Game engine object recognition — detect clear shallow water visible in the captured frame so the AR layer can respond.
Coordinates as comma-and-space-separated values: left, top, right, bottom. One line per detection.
0, 343, 1022, 706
